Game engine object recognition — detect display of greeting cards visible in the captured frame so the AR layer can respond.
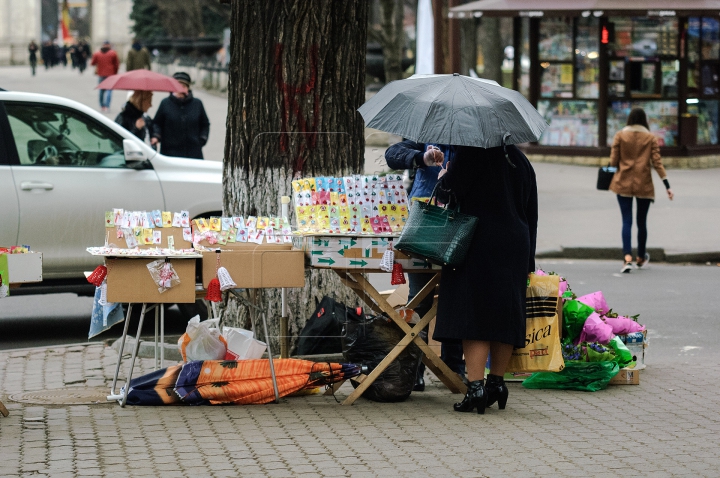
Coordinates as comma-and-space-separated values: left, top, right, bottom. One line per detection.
292, 175, 409, 234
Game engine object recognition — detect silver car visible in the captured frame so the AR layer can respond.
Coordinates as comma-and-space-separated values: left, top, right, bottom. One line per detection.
0, 90, 222, 292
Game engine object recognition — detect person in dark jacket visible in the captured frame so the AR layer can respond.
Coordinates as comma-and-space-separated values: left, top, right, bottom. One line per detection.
433, 144, 538, 415
385, 140, 466, 391
28, 41, 38, 76
126, 39, 151, 71
151, 72, 210, 159
115, 90, 153, 141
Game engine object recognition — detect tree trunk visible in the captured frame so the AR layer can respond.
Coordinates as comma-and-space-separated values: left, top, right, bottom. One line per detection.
380, 0, 405, 82
224, 1, 368, 353
480, 17, 503, 83
459, 18, 477, 77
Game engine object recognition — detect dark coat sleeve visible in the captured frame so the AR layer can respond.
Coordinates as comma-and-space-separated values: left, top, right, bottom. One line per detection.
384, 140, 425, 170
197, 101, 210, 146
151, 101, 166, 140
526, 160, 538, 273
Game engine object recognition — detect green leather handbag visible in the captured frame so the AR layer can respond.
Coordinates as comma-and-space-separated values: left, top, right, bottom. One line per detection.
395, 184, 478, 266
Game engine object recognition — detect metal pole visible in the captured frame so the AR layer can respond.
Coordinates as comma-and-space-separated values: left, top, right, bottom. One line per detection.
280, 196, 290, 358
108, 303, 132, 399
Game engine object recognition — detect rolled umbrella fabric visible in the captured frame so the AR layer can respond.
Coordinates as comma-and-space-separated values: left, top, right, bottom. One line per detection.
124, 365, 183, 406
171, 359, 361, 405
358, 73, 547, 148
96, 69, 185, 92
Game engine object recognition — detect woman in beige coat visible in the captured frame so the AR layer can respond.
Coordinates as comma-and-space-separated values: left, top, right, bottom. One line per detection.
609, 108, 674, 273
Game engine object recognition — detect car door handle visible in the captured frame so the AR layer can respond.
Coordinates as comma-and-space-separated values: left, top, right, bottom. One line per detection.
20, 181, 54, 191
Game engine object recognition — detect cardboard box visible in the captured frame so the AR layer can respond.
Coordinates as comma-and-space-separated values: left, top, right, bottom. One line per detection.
202, 250, 305, 289
301, 236, 439, 270
609, 367, 640, 385
4, 252, 43, 283
107, 257, 197, 303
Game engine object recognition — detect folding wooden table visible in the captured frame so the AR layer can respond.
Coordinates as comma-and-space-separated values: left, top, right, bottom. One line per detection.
324, 268, 467, 405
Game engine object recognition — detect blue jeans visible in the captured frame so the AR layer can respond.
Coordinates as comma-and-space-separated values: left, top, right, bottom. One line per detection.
617, 195, 652, 258
98, 76, 112, 108
409, 274, 466, 377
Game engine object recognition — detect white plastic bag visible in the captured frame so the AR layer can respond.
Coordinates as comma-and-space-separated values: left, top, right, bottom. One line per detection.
222, 327, 267, 360
178, 316, 227, 362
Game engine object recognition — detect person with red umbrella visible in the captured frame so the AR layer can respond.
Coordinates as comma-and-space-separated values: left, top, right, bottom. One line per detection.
91, 41, 119, 112
115, 90, 153, 141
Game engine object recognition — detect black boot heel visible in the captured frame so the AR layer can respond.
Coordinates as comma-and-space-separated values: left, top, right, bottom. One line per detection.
453, 380, 487, 414
485, 374, 508, 410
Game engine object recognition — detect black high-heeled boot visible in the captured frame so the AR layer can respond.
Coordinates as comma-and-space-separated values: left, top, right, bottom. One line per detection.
485, 374, 508, 410
453, 379, 487, 414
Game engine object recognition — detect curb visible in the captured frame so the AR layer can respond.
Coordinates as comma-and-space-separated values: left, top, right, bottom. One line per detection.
536, 247, 720, 264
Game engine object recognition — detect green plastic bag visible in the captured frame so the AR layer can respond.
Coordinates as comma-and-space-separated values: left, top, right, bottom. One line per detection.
608, 336, 635, 368
521, 361, 620, 392
585, 343, 616, 362
562, 300, 595, 343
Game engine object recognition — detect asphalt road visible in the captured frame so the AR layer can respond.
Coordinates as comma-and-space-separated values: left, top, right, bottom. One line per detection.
1, 260, 717, 365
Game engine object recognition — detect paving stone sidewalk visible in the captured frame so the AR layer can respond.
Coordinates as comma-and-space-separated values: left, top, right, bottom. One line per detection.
1, 344, 720, 477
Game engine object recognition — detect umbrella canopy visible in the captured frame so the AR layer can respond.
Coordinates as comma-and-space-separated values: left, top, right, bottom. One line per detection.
96, 69, 185, 92
358, 73, 547, 148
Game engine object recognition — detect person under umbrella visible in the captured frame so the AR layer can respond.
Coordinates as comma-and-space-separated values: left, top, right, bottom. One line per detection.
359, 73, 546, 414
115, 90, 153, 141
151, 72, 210, 160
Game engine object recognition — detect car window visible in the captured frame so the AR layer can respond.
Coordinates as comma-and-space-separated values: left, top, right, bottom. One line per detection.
5, 102, 126, 167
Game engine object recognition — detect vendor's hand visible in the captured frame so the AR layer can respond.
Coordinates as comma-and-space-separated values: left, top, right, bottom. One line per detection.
423, 145, 443, 167
667, 188, 674, 200
135, 117, 145, 130
438, 161, 450, 179
151, 137, 159, 146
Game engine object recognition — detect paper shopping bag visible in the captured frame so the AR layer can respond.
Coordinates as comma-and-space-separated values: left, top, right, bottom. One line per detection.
506, 273, 565, 373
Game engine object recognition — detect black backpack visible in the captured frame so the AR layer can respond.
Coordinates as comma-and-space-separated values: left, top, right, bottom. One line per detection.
295, 296, 362, 355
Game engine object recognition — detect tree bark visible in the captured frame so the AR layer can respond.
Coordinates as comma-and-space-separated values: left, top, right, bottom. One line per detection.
480, 17, 503, 83
459, 18, 477, 77
224, 1, 367, 352
379, 0, 405, 82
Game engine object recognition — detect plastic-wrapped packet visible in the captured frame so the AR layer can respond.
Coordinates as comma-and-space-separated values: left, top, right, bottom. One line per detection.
146, 259, 180, 293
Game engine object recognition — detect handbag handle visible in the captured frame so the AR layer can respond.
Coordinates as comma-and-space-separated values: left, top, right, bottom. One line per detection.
426, 182, 461, 215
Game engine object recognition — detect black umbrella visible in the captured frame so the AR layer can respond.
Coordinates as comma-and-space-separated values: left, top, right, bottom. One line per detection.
358, 73, 547, 148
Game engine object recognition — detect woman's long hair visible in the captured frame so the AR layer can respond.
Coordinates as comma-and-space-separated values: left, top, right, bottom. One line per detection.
626, 108, 650, 129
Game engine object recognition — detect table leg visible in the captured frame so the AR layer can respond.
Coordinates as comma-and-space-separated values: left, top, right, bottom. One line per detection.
119, 303, 149, 407
154, 305, 159, 370
108, 303, 133, 400
338, 271, 465, 404
160, 304, 165, 369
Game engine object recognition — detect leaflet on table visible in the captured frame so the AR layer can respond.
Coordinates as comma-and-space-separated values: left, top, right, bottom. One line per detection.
104, 208, 193, 249
291, 174, 409, 234
191, 215, 293, 245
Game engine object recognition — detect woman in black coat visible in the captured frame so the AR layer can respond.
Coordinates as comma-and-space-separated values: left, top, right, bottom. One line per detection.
433, 144, 538, 414
115, 90, 153, 141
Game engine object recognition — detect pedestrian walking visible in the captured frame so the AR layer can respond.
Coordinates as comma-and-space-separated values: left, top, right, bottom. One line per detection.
28, 41, 38, 76
77, 39, 90, 74
151, 72, 210, 159
433, 144, 538, 414
91, 41, 119, 112
115, 90, 153, 141
609, 107, 674, 273
385, 140, 466, 390
41, 41, 52, 69
125, 39, 151, 71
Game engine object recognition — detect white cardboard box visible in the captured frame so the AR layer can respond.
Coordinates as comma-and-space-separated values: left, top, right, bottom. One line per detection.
6, 252, 43, 283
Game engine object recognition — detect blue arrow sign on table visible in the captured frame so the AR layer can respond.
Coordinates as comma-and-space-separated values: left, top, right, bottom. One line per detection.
349, 259, 368, 267
372, 238, 389, 247
338, 238, 357, 247
317, 257, 336, 265
311, 250, 324, 255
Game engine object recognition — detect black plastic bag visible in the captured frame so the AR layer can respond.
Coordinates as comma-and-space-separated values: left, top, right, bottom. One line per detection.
296, 296, 361, 355
342, 314, 422, 402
